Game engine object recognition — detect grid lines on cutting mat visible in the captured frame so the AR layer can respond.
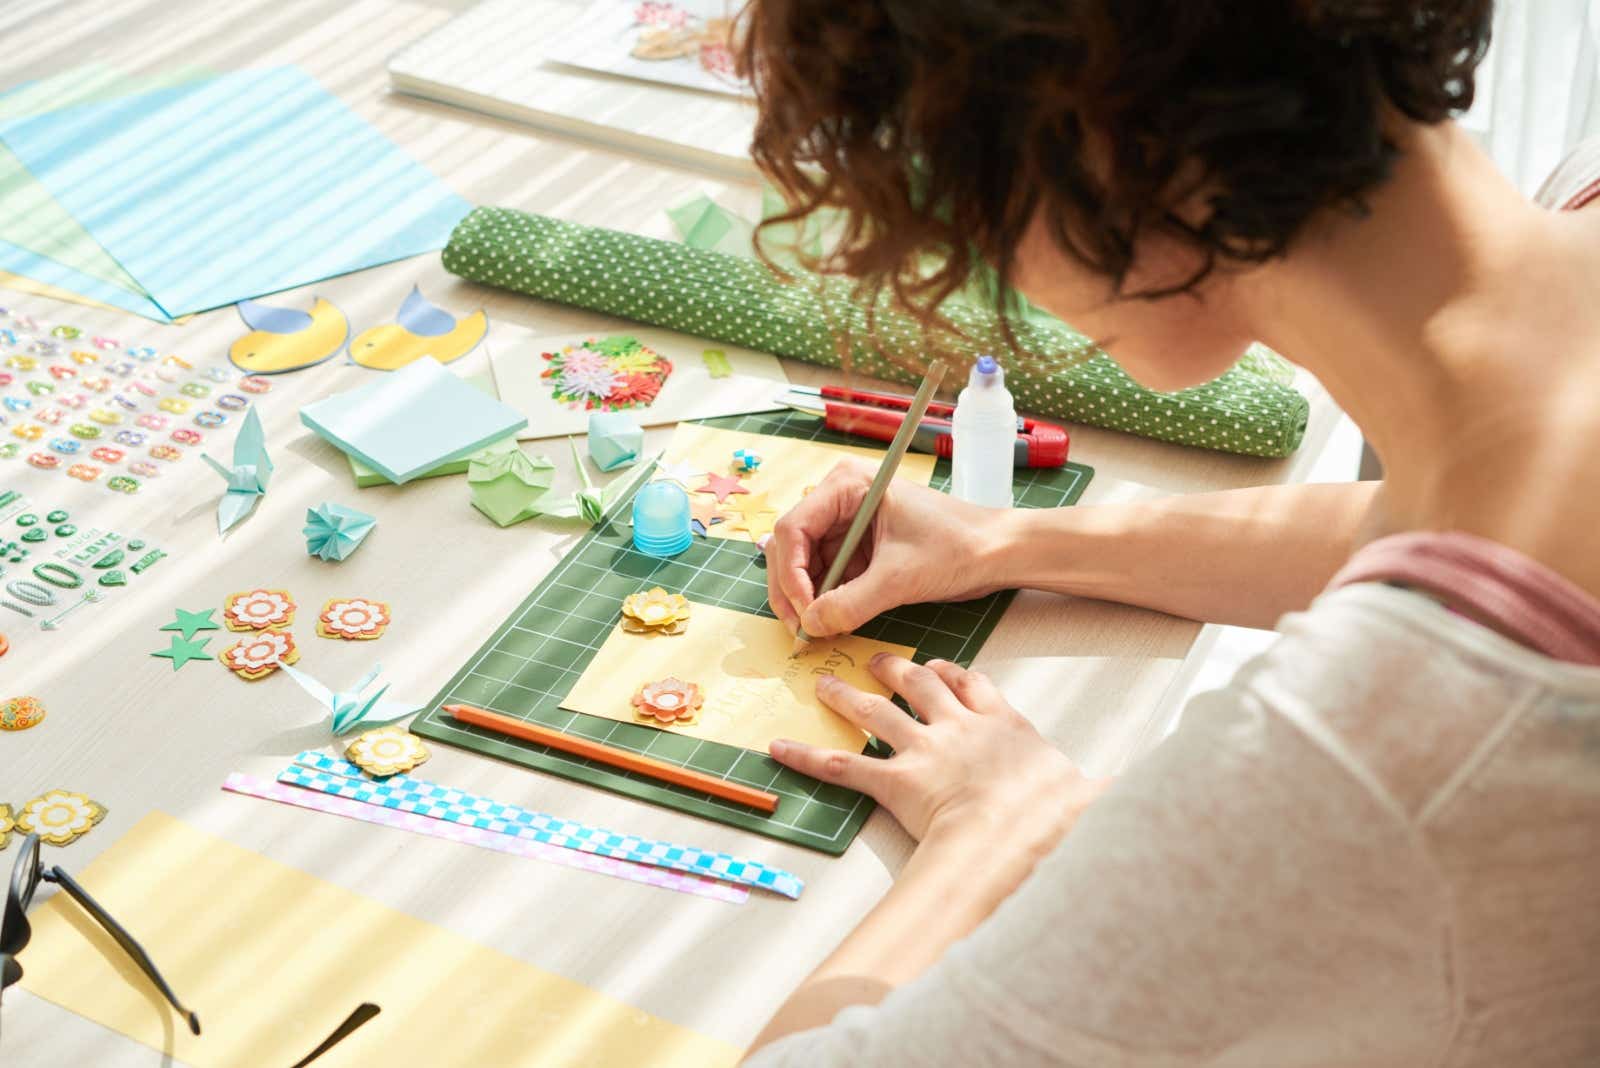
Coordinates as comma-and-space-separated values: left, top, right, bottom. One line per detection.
410, 410, 1093, 852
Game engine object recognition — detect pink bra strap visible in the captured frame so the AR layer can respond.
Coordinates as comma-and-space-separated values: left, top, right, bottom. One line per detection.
1329, 531, 1600, 666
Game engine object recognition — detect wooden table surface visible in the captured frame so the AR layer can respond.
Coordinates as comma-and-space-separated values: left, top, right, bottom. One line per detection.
0, 0, 1343, 1062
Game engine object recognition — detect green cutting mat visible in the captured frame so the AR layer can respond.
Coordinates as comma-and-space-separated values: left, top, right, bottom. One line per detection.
410, 410, 1093, 853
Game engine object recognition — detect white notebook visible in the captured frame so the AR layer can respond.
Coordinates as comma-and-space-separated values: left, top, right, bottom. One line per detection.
387, 0, 757, 180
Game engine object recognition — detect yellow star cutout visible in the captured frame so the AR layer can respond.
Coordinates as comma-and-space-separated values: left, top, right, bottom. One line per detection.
724, 491, 778, 540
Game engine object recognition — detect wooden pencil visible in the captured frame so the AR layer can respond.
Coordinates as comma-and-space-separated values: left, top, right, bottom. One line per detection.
444, 703, 781, 814
791, 359, 949, 654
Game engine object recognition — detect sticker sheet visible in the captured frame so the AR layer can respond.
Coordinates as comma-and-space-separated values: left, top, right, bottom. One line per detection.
0, 307, 265, 494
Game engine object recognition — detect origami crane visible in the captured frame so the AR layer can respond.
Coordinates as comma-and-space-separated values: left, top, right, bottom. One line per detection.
276, 660, 419, 736
202, 407, 273, 534
303, 502, 376, 562
538, 441, 659, 525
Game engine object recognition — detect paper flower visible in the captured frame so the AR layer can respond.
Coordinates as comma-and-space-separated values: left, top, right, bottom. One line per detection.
17, 790, 106, 846
558, 364, 624, 402
224, 588, 296, 631
318, 598, 391, 641
0, 695, 46, 731
0, 802, 13, 850
221, 629, 299, 680
553, 344, 610, 378
543, 338, 672, 411
699, 40, 735, 77
632, 677, 704, 725
345, 726, 429, 777
303, 502, 377, 562
608, 372, 664, 406
635, 2, 689, 29
621, 587, 691, 634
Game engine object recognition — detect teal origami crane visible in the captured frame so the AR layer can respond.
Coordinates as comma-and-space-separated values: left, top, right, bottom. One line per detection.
202, 407, 273, 534
277, 660, 419, 735
303, 502, 376, 562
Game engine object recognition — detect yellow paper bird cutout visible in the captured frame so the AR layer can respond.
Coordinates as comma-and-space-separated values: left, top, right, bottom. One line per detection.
349, 286, 488, 371
229, 297, 349, 375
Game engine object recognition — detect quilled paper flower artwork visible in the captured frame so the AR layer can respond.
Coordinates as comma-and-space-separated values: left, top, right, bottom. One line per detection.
224, 588, 296, 631
629, 4, 740, 87
221, 629, 298, 680
0, 802, 13, 850
345, 726, 429, 777
317, 597, 391, 641
632, 677, 704, 725
620, 587, 691, 635
0, 694, 46, 731
540, 335, 672, 412
16, 790, 106, 846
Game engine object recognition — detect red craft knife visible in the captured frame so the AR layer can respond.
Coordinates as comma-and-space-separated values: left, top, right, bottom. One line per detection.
775, 384, 1070, 468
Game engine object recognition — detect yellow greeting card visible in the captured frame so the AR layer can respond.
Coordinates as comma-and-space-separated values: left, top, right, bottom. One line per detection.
562, 600, 915, 754
19, 812, 740, 1068
659, 423, 937, 542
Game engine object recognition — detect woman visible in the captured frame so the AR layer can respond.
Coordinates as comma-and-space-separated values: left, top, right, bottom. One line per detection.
737, 1, 1600, 1064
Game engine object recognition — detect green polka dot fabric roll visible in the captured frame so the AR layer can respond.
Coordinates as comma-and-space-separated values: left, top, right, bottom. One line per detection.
442, 207, 1309, 458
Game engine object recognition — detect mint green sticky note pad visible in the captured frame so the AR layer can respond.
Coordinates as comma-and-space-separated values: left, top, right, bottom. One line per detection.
301, 358, 528, 484
346, 432, 519, 487
343, 374, 516, 486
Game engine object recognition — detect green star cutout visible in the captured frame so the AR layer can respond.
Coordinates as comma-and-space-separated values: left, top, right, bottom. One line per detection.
151, 635, 215, 671
160, 608, 221, 641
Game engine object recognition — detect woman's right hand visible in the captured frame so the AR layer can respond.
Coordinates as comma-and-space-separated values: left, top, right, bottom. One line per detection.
764, 459, 1013, 637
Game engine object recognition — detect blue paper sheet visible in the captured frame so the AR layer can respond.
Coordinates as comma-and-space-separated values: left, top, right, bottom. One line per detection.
0, 67, 471, 320
299, 358, 528, 484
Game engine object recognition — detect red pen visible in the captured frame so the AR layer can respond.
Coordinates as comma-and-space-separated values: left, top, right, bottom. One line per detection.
775, 384, 1070, 468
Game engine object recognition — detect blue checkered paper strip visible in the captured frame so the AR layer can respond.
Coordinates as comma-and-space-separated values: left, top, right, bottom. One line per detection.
281, 752, 805, 899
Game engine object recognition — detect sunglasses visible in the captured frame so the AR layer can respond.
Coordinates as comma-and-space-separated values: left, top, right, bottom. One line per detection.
1, 832, 200, 1035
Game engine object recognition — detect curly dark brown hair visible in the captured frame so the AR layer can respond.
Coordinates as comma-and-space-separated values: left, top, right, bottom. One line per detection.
737, 0, 1492, 323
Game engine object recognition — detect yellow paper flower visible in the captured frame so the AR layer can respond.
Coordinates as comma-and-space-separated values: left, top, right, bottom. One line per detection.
17, 790, 106, 846
621, 587, 691, 635
221, 629, 298, 680
632, 677, 704, 725
317, 597, 391, 641
0, 802, 14, 850
223, 588, 296, 631
345, 726, 430, 778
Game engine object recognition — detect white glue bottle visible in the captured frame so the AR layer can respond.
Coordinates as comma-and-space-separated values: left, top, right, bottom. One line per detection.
951, 355, 1016, 509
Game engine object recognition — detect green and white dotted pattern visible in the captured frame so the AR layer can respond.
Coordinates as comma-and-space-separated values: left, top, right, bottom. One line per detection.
442, 207, 1310, 458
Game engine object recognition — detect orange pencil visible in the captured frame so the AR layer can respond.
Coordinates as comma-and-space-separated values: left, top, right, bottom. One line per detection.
445, 703, 780, 814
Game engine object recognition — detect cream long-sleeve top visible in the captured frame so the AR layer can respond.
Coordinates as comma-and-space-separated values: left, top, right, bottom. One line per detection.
749, 573, 1600, 1067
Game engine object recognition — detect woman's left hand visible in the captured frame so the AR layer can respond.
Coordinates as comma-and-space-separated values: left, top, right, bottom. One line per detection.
770, 655, 1109, 845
